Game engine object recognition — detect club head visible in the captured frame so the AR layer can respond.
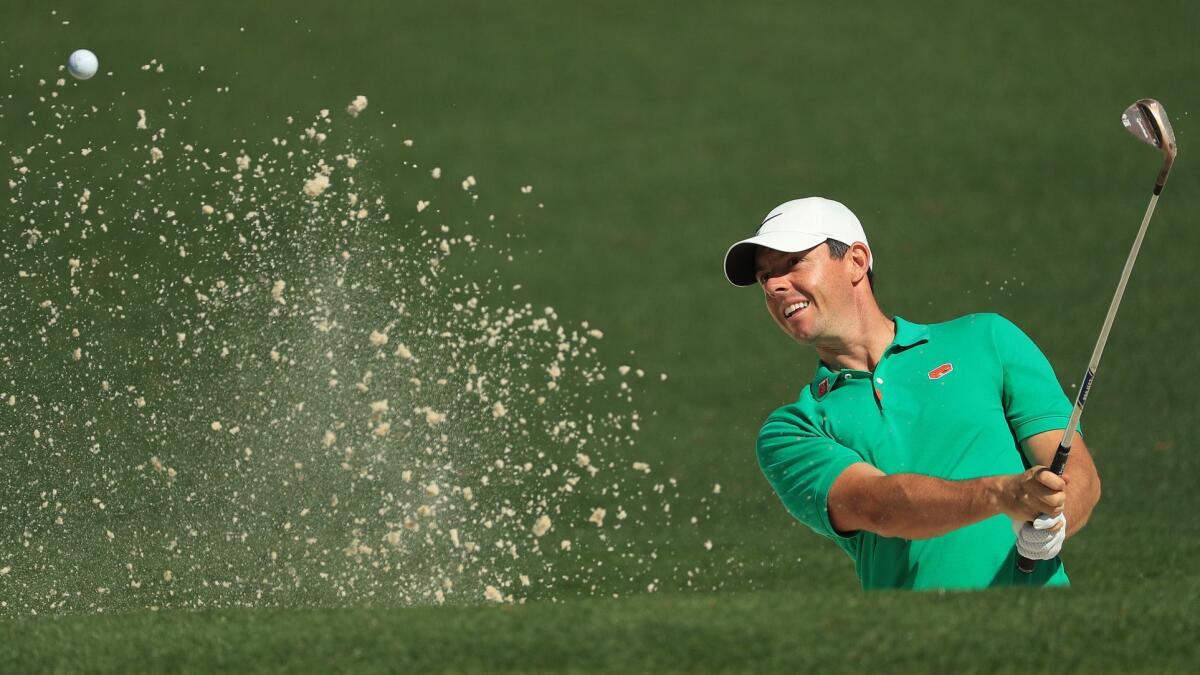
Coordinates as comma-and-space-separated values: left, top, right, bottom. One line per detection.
1121, 98, 1177, 193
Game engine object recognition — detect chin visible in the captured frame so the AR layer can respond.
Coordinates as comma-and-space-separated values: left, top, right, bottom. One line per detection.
785, 317, 820, 344
785, 324, 816, 344
774, 313, 816, 343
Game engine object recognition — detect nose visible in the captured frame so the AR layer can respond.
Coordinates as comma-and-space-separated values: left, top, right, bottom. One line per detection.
764, 274, 791, 297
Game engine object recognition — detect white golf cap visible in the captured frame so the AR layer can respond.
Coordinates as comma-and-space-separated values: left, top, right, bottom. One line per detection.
723, 197, 872, 286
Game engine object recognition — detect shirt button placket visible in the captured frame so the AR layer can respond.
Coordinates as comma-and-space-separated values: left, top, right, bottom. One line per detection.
872, 366, 885, 410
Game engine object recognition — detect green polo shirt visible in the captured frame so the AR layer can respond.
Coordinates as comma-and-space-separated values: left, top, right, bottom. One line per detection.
757, 313, 1073, 590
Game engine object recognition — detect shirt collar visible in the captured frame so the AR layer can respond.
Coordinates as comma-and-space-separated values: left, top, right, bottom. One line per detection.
808, 316, 930, 399
892, 315, 930, 350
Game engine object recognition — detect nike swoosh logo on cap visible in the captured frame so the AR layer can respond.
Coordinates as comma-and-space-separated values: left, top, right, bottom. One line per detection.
758, 212, 783, 232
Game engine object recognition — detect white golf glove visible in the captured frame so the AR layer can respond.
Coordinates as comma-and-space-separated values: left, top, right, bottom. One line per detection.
1012, 513, 1067, 560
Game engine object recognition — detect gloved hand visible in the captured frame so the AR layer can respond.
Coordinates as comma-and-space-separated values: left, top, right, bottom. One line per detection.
1012, 513, 1066, 561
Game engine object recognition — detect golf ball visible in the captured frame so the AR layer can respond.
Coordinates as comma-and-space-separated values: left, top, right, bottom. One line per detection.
67, 49, 98, 80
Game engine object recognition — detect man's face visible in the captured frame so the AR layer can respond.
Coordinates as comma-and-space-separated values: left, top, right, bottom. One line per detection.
754, 243, 853, 344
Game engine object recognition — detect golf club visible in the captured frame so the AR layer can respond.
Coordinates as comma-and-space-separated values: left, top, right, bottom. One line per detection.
1017, 98, 1178, 574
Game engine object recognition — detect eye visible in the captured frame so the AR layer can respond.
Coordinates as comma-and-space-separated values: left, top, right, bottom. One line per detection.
789, 256, 802, 267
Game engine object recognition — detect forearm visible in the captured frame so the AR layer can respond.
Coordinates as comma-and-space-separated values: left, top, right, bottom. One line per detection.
831, 473, 1005, 540
1063, 463, 1101, 538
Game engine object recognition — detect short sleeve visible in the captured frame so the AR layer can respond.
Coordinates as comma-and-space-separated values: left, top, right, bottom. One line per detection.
989, 315, 1073, 442
756, 410, 865, 540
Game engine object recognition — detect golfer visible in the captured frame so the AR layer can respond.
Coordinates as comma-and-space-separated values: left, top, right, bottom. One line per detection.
724, 197, 1101, 590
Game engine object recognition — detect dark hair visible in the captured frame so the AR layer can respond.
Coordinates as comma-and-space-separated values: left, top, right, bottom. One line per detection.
825, 239, 874, 289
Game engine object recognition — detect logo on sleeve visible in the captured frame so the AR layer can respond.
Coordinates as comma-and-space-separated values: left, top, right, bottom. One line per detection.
928, 363, 954, 380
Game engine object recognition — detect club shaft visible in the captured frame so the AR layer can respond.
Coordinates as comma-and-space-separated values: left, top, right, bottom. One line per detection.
1060, 191, 1159, 454
1016, 191, 1160, 574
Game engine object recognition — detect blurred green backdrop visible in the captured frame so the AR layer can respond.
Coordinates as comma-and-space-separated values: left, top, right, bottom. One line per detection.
1, 1, 1198, 671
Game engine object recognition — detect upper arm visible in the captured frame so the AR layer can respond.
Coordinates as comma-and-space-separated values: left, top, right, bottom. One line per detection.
827, 461, 887, 535
756, 413, 866, 540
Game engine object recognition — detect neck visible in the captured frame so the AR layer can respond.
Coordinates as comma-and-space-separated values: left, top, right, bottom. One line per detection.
814, 303, 895, 372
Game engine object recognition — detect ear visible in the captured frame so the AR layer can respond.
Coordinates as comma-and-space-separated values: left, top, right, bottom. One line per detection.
847, 242, 871, 285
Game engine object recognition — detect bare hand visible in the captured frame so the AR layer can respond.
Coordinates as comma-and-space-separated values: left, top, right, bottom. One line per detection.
993, 466, 1066, 522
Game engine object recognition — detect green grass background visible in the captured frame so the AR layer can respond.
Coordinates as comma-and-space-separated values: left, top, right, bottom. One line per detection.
2, 0, 1199, 672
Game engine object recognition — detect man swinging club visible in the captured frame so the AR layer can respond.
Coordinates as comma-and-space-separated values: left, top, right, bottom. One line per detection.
724, 197, 1102, 589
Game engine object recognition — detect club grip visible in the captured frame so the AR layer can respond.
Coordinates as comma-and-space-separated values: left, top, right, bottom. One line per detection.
1048, 442, 1071, 477
1016, 442, 1072, 575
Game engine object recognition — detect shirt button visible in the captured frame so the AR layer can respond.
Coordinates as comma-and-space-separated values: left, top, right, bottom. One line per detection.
875, 377, 884, 384
843, 374, 852, 380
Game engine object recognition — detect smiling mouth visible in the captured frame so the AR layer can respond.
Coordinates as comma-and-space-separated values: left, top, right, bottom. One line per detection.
783, 301, 810, 318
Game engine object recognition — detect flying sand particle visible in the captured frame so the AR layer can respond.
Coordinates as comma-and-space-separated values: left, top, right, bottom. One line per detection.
346, 95, 368, 118
588, 507, 606, 527
303, 174, 330, 197
271, 280, 286, 304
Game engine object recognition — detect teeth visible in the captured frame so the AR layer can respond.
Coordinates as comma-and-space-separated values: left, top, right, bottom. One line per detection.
784, 301, 809, 318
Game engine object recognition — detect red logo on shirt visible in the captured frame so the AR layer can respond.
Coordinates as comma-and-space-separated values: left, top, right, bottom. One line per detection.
928, 363, 954, 380
817, 379, 830, 396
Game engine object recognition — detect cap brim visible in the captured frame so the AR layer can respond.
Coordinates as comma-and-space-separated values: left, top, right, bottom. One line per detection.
723, 232, 827, 286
